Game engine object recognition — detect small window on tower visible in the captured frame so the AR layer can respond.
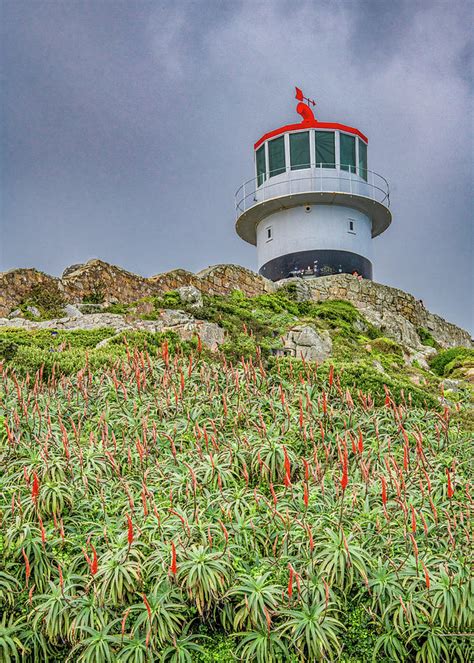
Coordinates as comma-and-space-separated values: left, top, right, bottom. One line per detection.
266, 227, 273, 241
348, 219, 356, 233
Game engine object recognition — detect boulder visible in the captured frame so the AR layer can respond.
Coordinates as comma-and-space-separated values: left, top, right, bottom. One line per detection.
405, 345, 437, 370
283, 325, 332, 362
64, 304, 83, 318
26, 306, 41, 318
442, 378, 463, 392
62, 263, 84, 278
8, 309, 22, 319
177, 285, 203, 309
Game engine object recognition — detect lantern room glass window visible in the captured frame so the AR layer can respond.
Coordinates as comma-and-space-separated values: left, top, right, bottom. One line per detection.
290, 132, 310, 170
256, 145, 266, 186
268, 136, 286, 178
315, 131, 335, 168
358, 138, 368, 181
340, 133, 356, 173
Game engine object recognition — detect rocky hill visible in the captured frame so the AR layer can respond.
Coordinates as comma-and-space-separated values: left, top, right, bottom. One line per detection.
0, 259, 471, 352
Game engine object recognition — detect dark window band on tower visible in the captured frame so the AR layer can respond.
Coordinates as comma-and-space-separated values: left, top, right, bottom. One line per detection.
290, 132, 310, 170
315, 131, 335, 168
268, 136, 286, 178
256, 145, 266, 186
340, 133, 356, 173
358, 138, 368, 181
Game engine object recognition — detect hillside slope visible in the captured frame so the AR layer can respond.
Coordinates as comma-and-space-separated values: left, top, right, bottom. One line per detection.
0, 286, 472, 662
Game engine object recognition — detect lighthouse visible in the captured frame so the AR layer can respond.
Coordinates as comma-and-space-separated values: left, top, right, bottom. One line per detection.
235, 89, 391, 281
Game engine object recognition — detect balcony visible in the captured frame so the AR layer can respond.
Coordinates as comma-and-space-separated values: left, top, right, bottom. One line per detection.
235, 165, 392, 244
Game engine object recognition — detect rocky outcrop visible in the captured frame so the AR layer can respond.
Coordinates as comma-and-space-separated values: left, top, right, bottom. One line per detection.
0, 260, 271, 317
176, 286, 203, 309
0, 311, 225, 352
0, 260, 471, 351
282, 325, 332, 362
276, 274, 472, 350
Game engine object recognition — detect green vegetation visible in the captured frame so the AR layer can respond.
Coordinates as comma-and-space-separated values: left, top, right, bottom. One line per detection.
19, 283, 66, 319
429, 346, 474, 377
417, 327, 438, 349
0, 291, 472, 661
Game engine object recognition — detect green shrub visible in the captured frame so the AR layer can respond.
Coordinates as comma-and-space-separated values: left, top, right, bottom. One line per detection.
340, 604, 385, 663
371, 337, 404, 357
103, 303, 130, 314
195, 634, 236, 662
0, 328, 116, 351
9, 345, 120, 377
417, 327, 438, 348
0, 338, 19, 361
311, 300, 379, 338
444, 354, 474, 379
21, 282, 65, 318
220, 332, 258, 361
429, 347, 474, 376
82, 287, 104, 304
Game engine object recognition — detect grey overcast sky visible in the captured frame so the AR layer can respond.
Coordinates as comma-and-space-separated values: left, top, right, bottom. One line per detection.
1, 0, 473, 332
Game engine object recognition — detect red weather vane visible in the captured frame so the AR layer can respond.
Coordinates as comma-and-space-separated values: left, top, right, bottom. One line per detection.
295, 86, 316, 107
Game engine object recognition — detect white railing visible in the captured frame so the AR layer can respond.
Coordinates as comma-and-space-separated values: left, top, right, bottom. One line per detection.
235, 165, 390, 218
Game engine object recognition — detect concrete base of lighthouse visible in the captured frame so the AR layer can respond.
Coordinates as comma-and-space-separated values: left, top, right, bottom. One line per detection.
254, 203, 374, 282
259, 249, 372, 281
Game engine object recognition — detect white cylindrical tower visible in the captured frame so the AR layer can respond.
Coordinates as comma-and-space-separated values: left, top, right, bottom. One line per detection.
235, 89, 391, 280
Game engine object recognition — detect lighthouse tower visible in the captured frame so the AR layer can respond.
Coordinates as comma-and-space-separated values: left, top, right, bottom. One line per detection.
235, 89, 391, 281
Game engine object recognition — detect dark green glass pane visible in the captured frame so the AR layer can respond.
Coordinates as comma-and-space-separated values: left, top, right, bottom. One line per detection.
268, 136, 285, 178
315, 131, 335, 168
256, 145, 266, 186
340, 133, 356, 173
358, 139, 367, 181
290, 132, 310, 170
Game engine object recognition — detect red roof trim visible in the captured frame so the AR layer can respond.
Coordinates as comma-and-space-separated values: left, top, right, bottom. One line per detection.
254, 121, 368, 150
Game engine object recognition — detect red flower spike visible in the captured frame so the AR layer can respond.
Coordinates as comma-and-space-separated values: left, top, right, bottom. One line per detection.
270, 482, 277, 508
127, 514, 134, 546
58, 563, 64, 589
121, 608, 131, 636
142, 593, 152, 620
446, 469, 455, 498
381, 476, 388, 506
283, 446, 291, 486
22, 548, 31, 587
90, 545, 98, 575
410, 505, 417, 534
218, 519, 229, 545
303, 482, 309, 508
263, 606, 272, 633
38, 515, 46, 544
287, 564, 294, 598
31, 472, 40, 502
422, 562, 430, 590
169, 542, 177, 575
341, 466, 348, 491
